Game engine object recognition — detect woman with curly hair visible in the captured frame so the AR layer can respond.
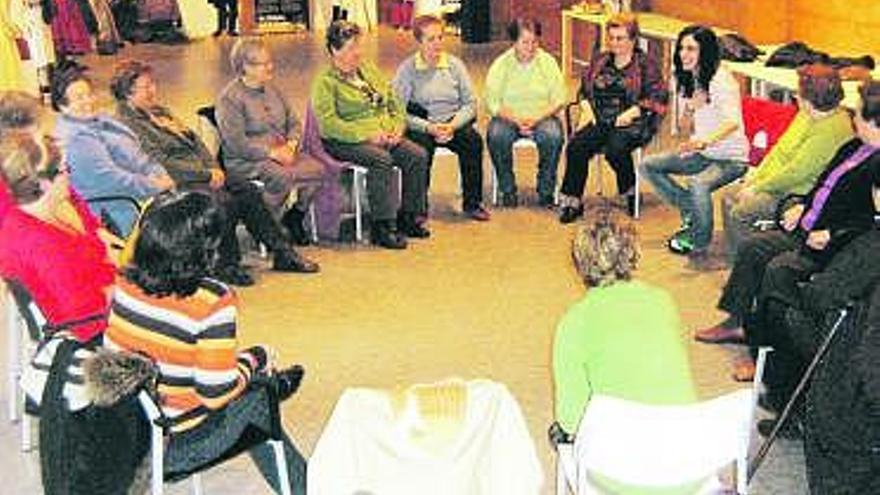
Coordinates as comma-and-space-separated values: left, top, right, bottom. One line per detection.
549, 208, 697, 494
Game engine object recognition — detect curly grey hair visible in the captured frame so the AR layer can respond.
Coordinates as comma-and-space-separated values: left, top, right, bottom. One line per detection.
572, 208, 640, 287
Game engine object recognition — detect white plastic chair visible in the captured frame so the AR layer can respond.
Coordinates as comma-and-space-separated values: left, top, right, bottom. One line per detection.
590, 147, 644, 218
556, 388, 754, 495
5, 281, 46, 452
137, 389, 292, 495
488, 138, 555, 206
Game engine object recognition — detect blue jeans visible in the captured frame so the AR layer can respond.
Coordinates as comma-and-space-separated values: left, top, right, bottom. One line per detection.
640, 152, 747, 251
486, 115, 564, 198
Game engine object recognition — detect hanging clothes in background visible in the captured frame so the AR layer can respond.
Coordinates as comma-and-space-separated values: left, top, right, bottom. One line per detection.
49, 0, 93, 55
11, 0, 56, 93
88, 0, 122, 54
0, 0, 28, 91
177, 0, 214, 39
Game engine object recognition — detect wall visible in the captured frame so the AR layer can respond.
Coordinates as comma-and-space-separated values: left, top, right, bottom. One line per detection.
651, 0, 879, 57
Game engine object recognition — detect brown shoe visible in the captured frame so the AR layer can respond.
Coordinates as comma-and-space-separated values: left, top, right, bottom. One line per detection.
694, 325, 746, 344
731, 359, 756, 382
464, 205, 491, 221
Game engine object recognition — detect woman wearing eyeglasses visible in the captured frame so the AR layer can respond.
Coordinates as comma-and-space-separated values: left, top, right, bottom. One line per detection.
0, 91, 116, 345
311, 20, 429, 250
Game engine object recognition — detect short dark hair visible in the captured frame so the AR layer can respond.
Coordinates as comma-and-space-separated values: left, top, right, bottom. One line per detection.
507, 18, 542, 41
125, 192, 225, 298
859, 79, 880, 127
50, 60, 91, 112
326, 20, 361, 54
673, 25, 720, 98
797, 64, 844, 112
412, 14, 443, 42
110, 59, 153, 102
0, 91, 42, 135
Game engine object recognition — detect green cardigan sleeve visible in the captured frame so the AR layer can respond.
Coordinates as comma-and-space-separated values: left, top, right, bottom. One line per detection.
751, 112, 854, 195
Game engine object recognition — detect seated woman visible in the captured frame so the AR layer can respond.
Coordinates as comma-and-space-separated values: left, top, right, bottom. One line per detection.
51, 61, 175, 236
485, 18, 567, 208
559, 13, 667, 223
0, 92, 116, 345
217, 37, 328, 247
111, 59, 318, 283
312, 20, 430, 250
392, 14, 489, 222
550, 208, 697, 493
639, 25, 749, 263
722, 64, 853, 258
696, 80, 880, 394
104, 191, 307, 493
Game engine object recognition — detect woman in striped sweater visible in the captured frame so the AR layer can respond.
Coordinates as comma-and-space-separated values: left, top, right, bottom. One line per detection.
105, 191, 307, 494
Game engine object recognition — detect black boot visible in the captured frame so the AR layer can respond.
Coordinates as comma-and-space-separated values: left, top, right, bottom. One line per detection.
214, 264, 255, 287
273, 248, 320, 273
371, 220, 407, 249
397, 212, 430, 238
281, 207, 312, 246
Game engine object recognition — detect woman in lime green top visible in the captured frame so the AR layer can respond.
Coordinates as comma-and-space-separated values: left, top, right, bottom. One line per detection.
485, 18, 567, 208
720, 64, 853, 260
311, 21, 430, 250
551, 209, 699, 493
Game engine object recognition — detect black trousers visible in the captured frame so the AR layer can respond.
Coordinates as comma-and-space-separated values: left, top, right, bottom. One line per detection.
561, 123, 642, 198
213, 185, 289, 268
323, 138, 428, 221
405, 125, 484, 211
214, 0, 238, 33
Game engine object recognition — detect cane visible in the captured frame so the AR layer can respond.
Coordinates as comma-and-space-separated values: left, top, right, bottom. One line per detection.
747, 305, 851, 482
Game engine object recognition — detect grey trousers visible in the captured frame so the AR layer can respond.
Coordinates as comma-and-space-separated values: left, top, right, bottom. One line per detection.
323, 137, 429, 221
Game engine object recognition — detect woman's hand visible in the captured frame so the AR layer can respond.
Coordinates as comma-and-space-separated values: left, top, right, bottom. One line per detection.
268, 144, 296, 167
614, 106, 641, 127
781, 204, 805, 232
806, 230, 831, 251
678, 139, 707, 156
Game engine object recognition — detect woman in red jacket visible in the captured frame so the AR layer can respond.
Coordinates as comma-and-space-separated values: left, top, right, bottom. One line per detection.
0, 91, 116, 344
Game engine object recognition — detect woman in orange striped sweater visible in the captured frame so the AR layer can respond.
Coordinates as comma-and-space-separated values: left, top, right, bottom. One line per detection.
105, 191, 307, 494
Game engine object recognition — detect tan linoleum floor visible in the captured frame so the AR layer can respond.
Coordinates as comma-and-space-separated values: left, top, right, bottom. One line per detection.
0, 27, 806, 494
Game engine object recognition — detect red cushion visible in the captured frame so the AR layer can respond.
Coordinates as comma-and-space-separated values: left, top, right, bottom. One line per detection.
741, 96, 799, 166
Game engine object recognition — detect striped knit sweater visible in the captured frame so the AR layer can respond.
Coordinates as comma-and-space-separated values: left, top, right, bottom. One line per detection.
105, 277, 260, 433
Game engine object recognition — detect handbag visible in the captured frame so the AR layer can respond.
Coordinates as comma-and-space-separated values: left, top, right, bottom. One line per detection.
15, 37, 31, 61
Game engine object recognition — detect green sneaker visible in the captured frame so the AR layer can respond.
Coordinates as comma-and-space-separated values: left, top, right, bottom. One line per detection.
667, 230, 695, 255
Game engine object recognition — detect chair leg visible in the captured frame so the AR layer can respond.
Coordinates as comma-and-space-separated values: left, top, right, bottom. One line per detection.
21, 411, 32, 452
151, 424, 164, 495
308, 203, 319, 244
633, 147, 642, 219
191, 473, 203, 495
7, 295, 21, 423
491, 168, 499, 206
269, 439, 292, 495
353, 168, 364, 243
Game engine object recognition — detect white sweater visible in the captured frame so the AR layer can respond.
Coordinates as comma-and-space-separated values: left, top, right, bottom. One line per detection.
308, 379, 543, 495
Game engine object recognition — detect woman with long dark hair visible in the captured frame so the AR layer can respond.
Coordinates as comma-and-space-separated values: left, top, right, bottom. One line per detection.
640, 25, 749, 265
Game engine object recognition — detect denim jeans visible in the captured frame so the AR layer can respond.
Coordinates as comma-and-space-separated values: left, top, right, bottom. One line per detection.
640, 152, 747, 251
486, 115, 564, 198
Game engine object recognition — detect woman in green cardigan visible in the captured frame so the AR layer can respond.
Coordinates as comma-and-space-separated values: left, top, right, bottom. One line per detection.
311, 20, 430, 250
550, 209, 700, 494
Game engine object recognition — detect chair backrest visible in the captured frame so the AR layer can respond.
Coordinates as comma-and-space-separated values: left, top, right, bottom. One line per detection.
6, 279, 46, 342
572, 389, 753, 491
195, 105, 222, 164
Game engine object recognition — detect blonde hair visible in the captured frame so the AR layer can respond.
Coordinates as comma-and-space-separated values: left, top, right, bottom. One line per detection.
572, 208, 640, 287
